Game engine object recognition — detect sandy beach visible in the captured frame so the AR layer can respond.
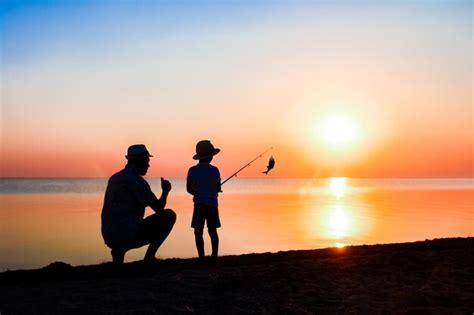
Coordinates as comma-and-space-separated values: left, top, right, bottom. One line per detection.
1, 237, 472, 314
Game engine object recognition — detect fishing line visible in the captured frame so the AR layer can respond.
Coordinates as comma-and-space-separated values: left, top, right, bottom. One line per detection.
221, 147, 273, 186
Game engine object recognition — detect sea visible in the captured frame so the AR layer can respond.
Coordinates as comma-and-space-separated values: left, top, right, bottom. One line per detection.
0, 177, 472, 271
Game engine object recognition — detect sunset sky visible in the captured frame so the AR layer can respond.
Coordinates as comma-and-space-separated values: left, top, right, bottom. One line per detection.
1, 1, 472, 178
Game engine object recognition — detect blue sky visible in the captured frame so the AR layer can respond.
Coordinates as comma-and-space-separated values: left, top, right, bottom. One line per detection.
1, 0, 472, 177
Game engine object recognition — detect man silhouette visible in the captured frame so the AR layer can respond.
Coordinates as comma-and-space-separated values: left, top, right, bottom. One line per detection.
101, 144, 176, 263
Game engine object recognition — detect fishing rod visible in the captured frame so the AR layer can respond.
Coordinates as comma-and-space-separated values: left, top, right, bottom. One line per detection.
221, 147, 273, 186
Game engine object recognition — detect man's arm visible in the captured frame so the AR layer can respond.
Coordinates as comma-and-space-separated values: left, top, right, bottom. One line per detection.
150, 177, 171, 212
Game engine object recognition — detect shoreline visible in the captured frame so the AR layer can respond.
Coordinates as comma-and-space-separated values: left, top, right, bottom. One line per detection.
1, 237, 473, 313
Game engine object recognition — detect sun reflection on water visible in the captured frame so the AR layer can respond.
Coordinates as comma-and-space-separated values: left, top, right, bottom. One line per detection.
302, 177, 375, 249
329, 204, 348, 237
326, 177, 352, 247
329, 177, 346, 199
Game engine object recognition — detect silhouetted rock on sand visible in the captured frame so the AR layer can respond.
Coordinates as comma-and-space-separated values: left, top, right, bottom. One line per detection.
1, 238, 473, 314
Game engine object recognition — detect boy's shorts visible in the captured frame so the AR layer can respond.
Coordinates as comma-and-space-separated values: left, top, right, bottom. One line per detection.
191, 203, 221, 229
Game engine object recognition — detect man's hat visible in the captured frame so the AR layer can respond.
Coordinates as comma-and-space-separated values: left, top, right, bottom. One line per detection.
193, 140, 220, 160
126, 144, 153, 159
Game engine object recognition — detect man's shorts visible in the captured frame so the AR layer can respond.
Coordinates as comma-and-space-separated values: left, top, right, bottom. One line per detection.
191, 203, 221, 229
134, 210, 176, 248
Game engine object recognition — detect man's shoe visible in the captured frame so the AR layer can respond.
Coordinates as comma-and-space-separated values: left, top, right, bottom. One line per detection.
143, 256, 160, 264
111, 249, 125, 264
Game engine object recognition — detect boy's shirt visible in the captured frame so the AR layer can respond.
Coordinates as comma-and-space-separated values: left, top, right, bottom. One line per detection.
187, 163, 220, 207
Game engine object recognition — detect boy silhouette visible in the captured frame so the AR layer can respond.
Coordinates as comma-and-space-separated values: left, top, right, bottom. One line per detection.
186, 140, 222, 260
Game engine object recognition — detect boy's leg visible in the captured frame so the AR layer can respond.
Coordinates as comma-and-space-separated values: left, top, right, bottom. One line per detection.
192, 204, 206, 259
206, 205, 220, 259
208, 227, 219, 258
194, 228, 205, 258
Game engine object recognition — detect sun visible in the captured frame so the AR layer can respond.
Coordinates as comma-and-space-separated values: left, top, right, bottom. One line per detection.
319, 115, 357, 147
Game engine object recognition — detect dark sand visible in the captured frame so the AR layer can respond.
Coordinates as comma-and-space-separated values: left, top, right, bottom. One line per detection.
1, 238, 473, 314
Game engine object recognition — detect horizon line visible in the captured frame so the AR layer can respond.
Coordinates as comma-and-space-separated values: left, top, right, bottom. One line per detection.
1, 176, 473, 180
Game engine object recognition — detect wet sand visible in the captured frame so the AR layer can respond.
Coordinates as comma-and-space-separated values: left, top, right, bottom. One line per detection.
1, 237, 473, 314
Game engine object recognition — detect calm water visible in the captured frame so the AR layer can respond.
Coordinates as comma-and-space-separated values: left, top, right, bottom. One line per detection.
0, 178, 472, 271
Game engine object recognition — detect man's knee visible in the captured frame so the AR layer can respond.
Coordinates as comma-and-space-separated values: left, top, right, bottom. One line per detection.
194, 228, 203, 236
163, 209, 176, 225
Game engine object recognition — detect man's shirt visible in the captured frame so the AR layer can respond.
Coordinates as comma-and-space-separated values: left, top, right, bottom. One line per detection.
101, 165, 158, 248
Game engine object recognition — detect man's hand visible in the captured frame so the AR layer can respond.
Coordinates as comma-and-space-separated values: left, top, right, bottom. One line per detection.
150, 178, 171, 213
161, 177, 172, 194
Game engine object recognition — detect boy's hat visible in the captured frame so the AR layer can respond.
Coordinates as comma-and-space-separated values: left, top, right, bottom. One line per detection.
126, 144, 153, 159
193, 140, 220, 160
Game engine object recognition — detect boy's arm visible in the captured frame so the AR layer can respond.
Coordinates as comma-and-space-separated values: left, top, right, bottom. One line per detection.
216, 169, 222, 193
216, 177, 221, 193
186, 169, 194, 195
186, 181, 194, 195
186, 178, 194, 195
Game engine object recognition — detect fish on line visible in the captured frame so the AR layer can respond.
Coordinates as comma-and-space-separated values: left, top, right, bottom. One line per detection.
263, 156, 275, 175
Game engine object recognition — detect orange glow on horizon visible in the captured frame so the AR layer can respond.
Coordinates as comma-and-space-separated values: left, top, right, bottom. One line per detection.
1, 137, 473, 178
